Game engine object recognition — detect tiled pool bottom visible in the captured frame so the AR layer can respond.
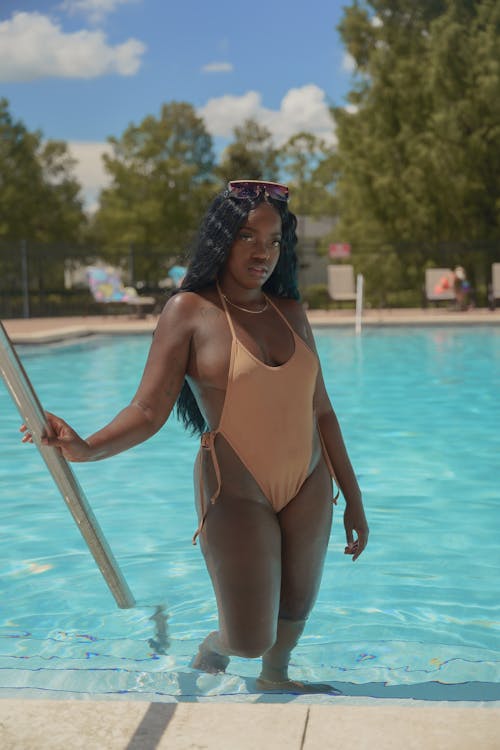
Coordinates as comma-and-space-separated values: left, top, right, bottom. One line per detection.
2, 621, 499, 703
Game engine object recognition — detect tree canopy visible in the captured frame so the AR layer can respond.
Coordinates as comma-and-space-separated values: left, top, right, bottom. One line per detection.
0, 98, 85, 245
334, 0, 500, 246
92, 101, 216, 282
330, 0, 500, 303
217, 119, 280, 183
280, 132, 337, 216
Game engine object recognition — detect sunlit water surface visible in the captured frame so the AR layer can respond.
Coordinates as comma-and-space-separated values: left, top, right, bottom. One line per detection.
0, 327, 499, 702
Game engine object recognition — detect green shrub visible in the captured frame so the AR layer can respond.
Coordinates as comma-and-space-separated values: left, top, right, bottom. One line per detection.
301, 284, 330, 309
382, 289, 422, 308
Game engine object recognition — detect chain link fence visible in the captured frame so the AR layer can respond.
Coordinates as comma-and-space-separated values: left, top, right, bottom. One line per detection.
0, 241, 173, 318
0, 238, 499, 317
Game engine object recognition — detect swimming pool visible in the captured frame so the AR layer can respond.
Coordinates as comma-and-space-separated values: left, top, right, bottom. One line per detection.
1, 327, 499, 702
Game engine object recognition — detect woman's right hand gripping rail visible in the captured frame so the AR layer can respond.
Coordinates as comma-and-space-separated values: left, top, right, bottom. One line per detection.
20, 294, 194, 463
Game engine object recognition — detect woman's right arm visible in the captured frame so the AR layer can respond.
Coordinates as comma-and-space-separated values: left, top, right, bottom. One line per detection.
25, 293, 196, 462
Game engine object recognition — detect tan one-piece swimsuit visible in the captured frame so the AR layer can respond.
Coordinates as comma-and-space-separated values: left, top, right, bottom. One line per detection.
193, 284, 338, 543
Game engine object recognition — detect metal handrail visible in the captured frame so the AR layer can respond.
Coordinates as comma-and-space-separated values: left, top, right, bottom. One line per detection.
355, 274, 364, 334
0, 321, 135, 609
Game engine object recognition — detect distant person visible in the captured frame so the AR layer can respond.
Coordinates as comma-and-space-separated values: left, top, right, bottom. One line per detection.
453, 266, 472, 311
21, 180, 368, 694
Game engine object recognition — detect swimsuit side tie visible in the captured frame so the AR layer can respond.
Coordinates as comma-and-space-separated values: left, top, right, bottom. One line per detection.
192, 430, 222, 544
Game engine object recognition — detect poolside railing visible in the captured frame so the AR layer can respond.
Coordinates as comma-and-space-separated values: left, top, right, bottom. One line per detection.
0, 321, 136, 609
355, 274, 364, 334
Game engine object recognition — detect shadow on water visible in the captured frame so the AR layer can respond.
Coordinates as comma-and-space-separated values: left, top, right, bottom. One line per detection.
169, 672, 500, 703
147, 606, 170, 655
252, 679, 500, 703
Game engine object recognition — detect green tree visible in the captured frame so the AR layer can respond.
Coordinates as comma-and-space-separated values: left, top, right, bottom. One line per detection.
0, 98, 84, 244
217, 119, 279, 183
0, 99, 41, 241
333, 1, 500, 304
37, 140, 86, 244
280, 131, 338, 216
93, 102, 215, 283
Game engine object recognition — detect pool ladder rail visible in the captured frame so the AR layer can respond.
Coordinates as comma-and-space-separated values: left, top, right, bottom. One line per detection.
0, 320, 135, 609
355, 274, 364, 335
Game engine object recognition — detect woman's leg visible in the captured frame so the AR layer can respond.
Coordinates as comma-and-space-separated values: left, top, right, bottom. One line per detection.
259, 459, 333, 687
192, 448, 283, 672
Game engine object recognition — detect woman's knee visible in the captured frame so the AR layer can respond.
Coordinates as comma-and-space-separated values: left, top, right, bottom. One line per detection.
224, 630, 275, 659
279, 601, 312, 622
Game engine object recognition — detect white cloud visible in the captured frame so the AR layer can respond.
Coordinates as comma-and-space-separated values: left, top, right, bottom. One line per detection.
198, 91, 261, 137
60, 0, 138, 24
201, 62, 233, 74
199, 85, 335, 146
342, 52, 357, 73
0, 12, 146, 82
67, 141, 113, 212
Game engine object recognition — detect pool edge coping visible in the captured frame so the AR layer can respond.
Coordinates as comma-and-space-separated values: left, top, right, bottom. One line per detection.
3, 309, 500, 345
1, 698, 499, 750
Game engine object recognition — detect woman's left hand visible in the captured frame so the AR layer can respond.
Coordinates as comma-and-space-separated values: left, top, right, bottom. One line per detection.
344, 498, 369, 561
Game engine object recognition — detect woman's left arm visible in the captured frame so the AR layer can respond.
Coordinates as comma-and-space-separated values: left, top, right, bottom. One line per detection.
299, 308, 369, 560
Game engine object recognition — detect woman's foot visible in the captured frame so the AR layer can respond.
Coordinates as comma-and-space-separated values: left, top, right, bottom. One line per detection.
256, 676, 340, 695
191, 631, 230, 675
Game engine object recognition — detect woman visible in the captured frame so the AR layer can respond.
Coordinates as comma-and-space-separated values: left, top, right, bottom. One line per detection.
22, 180, 368, 692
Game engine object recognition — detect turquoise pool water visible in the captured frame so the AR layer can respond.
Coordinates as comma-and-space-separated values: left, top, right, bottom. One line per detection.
0, 327, 499, 702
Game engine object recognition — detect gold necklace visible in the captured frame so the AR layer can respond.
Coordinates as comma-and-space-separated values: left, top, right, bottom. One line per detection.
221, 292, 269, 314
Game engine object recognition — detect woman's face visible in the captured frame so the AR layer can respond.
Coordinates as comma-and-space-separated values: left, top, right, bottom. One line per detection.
222, 202, 282, 290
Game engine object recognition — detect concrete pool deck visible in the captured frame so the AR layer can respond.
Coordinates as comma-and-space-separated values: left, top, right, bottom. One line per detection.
0, 699, 499, 749
1, 309, 499, 748
2, 305, 500, 345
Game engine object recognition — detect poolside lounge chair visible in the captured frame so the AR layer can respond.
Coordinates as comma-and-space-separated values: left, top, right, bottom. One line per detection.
424, 268, 455, 306
488, 263, 500, 310
327, 265, 357, 305
86, 266, 156, 317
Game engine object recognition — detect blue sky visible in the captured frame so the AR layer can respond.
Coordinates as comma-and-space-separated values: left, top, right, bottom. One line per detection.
0, 0, 356, 208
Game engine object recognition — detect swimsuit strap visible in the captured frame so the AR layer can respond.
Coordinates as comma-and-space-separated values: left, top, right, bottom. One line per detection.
193, 281, 240, 544
216, 281, 237, 340
264, 295, 299, 338
318, 428, 340, 503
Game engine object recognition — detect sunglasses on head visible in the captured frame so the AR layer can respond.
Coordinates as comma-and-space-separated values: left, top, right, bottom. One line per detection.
227, 180, 289, 202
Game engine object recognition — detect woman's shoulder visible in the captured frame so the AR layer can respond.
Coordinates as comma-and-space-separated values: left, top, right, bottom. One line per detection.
161, 287, 215, 314
157, 287, 222, 331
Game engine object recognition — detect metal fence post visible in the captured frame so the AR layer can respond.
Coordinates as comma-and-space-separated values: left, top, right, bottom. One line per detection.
21, 239, 30, 319
129, 243, 135, 286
